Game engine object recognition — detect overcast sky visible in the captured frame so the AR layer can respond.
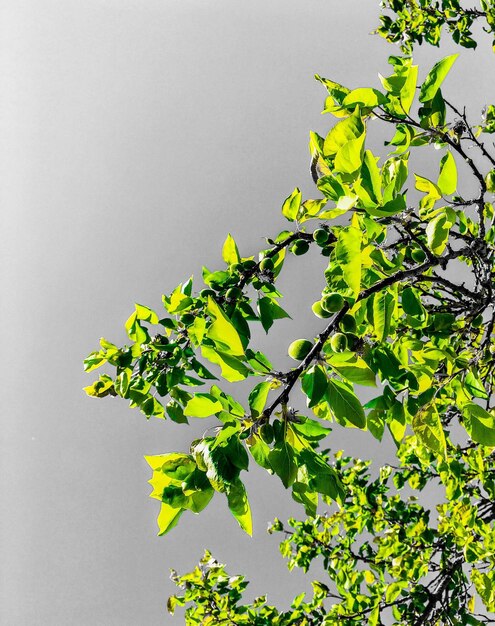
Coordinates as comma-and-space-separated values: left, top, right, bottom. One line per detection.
2, 2, 495, 624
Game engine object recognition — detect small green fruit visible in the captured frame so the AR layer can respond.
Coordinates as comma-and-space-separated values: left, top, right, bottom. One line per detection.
243, 259, 257, 271
290, 239, 310, 256
330, 332, 348, 353
340, 314, 357, 334
321, 292, 344, 313
312, 301, 333, 319
225, 287, 242, 300
288, 339, 313, 360
411, 248, 427, 263
313, 228, 329, 246
259, 257, 274, 271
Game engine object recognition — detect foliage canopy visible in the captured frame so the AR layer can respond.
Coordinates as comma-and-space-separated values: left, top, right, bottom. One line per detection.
85, 3, 495, 623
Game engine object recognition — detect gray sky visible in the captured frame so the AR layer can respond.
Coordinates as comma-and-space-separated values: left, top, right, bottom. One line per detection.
2, 2, 495, 624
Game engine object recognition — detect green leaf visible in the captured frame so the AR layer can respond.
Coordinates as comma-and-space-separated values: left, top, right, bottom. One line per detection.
83, 351, 107, 372
419, 54, 458, 103
223, 436, 249, 471
258, 297, 291, 333
324, 107, 365, 156
372, 290, 396, 342
187, 316, 207, 346
222, 233, 240, 265
465, 371, 488, 400
188, 487, 214, 514
135, 303, 159, 324
326, 379, 366, 428
226, 479, 252, 536
367, 409, 385, 441
301, 365, 328, 408
301, 449, 345, 502
156, 503, 184, 536
415, 174, 442, 208
291, 417, 331, 441
419, 88, 446, 129
426, 213, 451, 255
268, 443, 298, 488
327, 354, 376, 387
437, 151, 457, 195
359, 150, 382, 206
315, 74, 350, 113
401, 286, 426, 320
380, 58, 418, 116
246, 433, 272, 470
248, 381, 272, 417
200, 440, 240, 492
281, 187, 302, 221
342, 87, 387, 109
124, 311, 149, 344
334, 132, 366, 174
184, 394, 223, 418
317, 174, 345, 201
245, 349, 273, 374
201, 345, 250, 382
83, 374, 115, 398
463, 403, 495, 446
206, 297, 245, 356
163, 283, 194, 315
335, 225, 362, 299
412, 404, 446, 458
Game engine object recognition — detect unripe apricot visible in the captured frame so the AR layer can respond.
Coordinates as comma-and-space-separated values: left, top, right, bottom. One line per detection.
288, 339, 313, 360
312, 301, 333, 319
321, 292, 344, 313
313, 228, 329, 246
259, 257, 274, 271
340, 314, 357, 334
330, 333, 348, 353
290, 239, 310, 256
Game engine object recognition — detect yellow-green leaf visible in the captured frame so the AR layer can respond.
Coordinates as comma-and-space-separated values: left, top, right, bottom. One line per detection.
426, 213, 452, 255
201, 345, 250, 382
135, 303, 159, 324
419, 54, 458, 103
437, 151, 457, 195
222, 233, 240, 265
226, 479, 252, 536
184, 394, 223, 418
324, 107, 365, 156
335, 225, 362, 299
463, 403, 495, 446
412, 404, 446, 458
281, 187, 302, 222
206, 297, 244, 356
157, 502, 183, 536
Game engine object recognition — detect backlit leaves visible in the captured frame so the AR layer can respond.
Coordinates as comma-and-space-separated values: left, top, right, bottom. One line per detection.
85, 48, 495, 625
326, 379, 366, 429
335, 224, 362, 299
463, 403, 495, 446
412, 404, 446, 458
419, 54, 459, 102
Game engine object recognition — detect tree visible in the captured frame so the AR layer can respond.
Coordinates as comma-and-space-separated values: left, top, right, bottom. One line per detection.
85, 3, 495, 623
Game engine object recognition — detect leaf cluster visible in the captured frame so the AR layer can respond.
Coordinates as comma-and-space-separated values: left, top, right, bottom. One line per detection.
84, 5, 495, 623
